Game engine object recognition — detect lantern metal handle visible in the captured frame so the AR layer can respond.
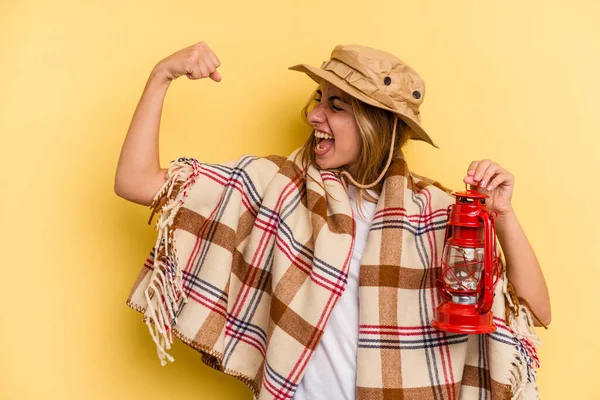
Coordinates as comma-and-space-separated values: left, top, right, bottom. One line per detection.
477, 208, 495, 314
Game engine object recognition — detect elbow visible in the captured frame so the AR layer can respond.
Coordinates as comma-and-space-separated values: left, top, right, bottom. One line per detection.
537, 312, 551, 328
534, 317, 551, 328
114, 176, 127, 199
114, 182, 122, 198
113, 173, 164, 207
113, 175, 138, 203
532, 306, 552, 328
113, 168, 167, 207
113, 179, 143, 205
114, 167, 126, 198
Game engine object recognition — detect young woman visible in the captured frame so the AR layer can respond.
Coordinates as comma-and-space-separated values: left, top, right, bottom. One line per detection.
116, 42, 550, 400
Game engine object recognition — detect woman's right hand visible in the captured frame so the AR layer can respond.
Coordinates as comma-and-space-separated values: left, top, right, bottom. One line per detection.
154, 41, 222, 82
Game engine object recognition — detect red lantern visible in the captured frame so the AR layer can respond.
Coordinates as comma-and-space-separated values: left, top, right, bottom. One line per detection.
431, 190, 501, 334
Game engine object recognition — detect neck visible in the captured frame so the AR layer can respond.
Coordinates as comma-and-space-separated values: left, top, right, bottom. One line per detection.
338, 116, 399, 190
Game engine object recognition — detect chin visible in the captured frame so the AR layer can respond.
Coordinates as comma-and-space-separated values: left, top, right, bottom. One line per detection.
315, 158, 341, 171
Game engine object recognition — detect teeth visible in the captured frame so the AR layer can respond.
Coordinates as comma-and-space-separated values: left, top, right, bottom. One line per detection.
314, 130, 334, 140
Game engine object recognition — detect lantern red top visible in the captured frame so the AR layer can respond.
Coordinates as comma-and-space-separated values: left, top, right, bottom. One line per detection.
446, 190, 490, 248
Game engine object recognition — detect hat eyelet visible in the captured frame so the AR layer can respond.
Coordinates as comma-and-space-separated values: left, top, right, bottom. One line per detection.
412, 91, 421, 99
384, 76, 392, 86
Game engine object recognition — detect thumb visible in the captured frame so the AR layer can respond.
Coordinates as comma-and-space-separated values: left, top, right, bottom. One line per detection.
209, 70, 222, 82
463, 175, 478, 188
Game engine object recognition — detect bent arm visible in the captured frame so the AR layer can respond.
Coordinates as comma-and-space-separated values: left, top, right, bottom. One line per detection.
495, 210, 551, 327
114, 67, 171, 206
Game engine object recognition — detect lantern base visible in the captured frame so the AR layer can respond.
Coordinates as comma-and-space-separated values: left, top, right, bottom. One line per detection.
431, 301, 496, 334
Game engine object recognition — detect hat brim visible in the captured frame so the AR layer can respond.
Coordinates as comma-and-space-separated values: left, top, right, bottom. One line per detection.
288, 63, 438, 149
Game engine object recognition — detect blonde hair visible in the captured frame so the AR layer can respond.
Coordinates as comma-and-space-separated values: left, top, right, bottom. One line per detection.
293, 88, 410, 217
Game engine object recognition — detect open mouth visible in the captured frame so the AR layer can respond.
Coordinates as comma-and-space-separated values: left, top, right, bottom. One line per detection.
314, 130, 335, 154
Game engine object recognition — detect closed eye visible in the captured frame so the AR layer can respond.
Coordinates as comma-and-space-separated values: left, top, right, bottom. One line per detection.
315, 90, 348, 111
314, 96, 344, 112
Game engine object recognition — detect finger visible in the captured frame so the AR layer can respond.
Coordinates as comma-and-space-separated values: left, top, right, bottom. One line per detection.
202, 52, 216, 69
465, 161, 480, 189
463, 175, 480, 191
486, 172, 514, 191
207, 48, 221, 68
479, 163, 501, 188
200, 42, 221, 68
202, 51, 222, 81
202, 53, 221, 82
485, 173, 505, 191
209, 70, 222, 82
467, 161, 479, 176
186, 65, 202, 80
197, 61, 210, 78
473, 159, 493, 183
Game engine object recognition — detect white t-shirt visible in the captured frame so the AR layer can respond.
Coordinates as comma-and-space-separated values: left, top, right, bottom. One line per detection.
293, 185, 378, 400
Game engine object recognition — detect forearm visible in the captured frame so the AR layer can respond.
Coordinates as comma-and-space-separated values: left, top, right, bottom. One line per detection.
495, 209, 551, 326
114, 68, 171, 203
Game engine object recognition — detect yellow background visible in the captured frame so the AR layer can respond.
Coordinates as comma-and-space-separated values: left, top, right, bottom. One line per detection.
1, 0, 598, 398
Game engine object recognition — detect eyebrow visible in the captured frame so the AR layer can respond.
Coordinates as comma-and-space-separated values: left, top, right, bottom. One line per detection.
316, 89, 349, 105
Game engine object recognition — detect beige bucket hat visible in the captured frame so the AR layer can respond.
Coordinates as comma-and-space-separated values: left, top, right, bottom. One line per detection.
289, 44, 438, 148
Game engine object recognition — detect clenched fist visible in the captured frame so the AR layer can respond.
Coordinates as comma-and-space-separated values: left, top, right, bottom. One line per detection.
154, 41, 222, 82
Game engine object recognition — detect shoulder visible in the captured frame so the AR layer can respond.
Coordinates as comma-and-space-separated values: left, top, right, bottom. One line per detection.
410, 171, 454, 197
226, 153, 302, 196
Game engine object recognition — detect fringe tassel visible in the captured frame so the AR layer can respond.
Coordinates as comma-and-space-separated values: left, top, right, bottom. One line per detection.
503, 277, 542, 400
143, 158, 201, 366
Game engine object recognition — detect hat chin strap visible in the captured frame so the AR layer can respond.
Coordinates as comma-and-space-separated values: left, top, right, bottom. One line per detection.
338, 116, 398, 190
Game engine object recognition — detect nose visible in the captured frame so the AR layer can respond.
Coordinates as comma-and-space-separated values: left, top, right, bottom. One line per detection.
307, 102, 326, 126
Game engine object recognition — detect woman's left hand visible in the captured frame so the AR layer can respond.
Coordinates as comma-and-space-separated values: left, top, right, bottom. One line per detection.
463, 160, 514, 217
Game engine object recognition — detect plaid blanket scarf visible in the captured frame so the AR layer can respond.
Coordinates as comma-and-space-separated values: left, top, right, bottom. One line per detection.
126, 148, 541, 399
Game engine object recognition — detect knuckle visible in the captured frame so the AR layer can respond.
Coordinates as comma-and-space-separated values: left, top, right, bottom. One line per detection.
193, 44, 206, 55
